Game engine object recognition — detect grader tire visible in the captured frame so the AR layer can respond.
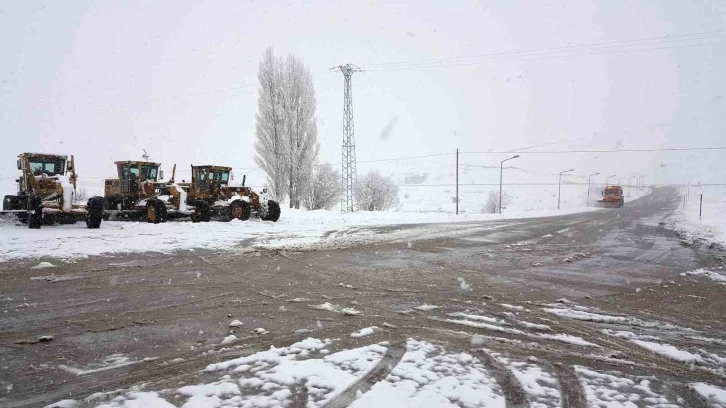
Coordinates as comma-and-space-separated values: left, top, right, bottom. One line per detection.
192, 201, 211, 223
3, 195, 17, 211
3, 195, 27, 224
156, 199, 168, 223
86, 196, 104, 229
230, 200, 251, 221
43, 214, 56, 226
27, 195, 43, 229
261, 200, 281, 222
146, 199, 163, 224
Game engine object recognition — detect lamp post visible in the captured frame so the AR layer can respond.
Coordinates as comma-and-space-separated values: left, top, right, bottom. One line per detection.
618, 176, 625, 185
605, 174, 616, 186
558, 169, 574, 210
628, 175, 633, 197
499, 155, 520, 214
587, 172, 600, 206
639, 174, 645, 192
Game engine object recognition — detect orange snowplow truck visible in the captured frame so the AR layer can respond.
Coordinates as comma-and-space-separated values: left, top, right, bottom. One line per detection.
598, 185, 624, 208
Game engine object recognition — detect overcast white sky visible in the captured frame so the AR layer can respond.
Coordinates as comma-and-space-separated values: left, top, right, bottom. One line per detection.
1, 0, 724, 194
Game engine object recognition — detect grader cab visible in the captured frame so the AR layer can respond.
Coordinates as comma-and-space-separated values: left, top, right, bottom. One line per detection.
104, 161, 164, 211
1, 153, 104, 229
103, 160, 172, 222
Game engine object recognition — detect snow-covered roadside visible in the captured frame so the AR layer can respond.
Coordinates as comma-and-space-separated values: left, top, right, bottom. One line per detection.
0, 206, 599, 262
690, 382, 726, 407
671, 185, 726, 250
680, 269, 726, 285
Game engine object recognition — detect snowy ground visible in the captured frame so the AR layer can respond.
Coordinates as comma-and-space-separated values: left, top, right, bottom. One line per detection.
671, 185, 726, 251
43, 298, 726, 408
8, 186, 720, 408
0, 205, 602, 262
1, 154, 654, 262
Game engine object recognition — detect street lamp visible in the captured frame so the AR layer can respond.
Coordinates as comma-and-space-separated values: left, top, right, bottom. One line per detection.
587, 172, 600, 206
639, 174, 645, 191
605, 174, 616, 185
618, 176, 625, 185
499, 155, 520, 214
558, 169, 574, 210
628, 175, 634, 197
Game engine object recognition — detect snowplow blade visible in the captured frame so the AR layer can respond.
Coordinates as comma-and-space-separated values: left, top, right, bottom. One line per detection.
596, 200, 622, 208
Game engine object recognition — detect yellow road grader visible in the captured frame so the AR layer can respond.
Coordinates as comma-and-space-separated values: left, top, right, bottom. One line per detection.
103, 161, 280, 223
1, 153, 104, 229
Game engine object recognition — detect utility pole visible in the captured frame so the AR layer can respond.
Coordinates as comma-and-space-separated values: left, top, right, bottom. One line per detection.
558, 169, 574, 210
628, 175, 633, 197
456, 149, 459, 215
331, 64, 363, 213
587, 172, 600, 206
499, 155, 520, 214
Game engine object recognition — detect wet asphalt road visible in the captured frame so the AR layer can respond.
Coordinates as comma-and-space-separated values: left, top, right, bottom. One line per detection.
0, 187, 724, 407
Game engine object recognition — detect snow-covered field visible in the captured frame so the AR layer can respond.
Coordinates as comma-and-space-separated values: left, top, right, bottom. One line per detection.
0, 205, 601, 262
366, 155, 648, 214
671, 185, 726, 251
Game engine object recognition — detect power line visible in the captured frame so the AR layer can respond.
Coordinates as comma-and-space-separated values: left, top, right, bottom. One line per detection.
461, 147, 726, 154
397, 183, 726, 187
366, 30, 724, 69
75, 32, 723, 109
367, 41, 723, 73
358, 152, 452, 164
4, 146, 722, 182
397, 182, 599, 187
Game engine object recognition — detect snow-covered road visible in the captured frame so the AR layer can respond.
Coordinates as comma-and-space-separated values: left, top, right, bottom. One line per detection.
0, 206, 599, 262
3, 187, 724, 408
43, 299, 726, 408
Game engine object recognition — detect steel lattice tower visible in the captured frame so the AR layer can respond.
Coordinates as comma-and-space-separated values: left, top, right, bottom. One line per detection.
331, 64, 362, 212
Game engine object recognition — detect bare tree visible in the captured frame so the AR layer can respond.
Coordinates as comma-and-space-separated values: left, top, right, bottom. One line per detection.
254, 48, 319, 207
283, 54, 319, 209
254, 47, 288, 202
483, 190, 510, 213
73, 188, 89, 202
303, 163, 340, 210
356, 170, 399, 211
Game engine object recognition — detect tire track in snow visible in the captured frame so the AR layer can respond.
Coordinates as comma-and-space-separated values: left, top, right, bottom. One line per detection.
669, 383, 710, 408
553, 365, 587, 408
324, 340, 406, 408
532, 310, 726, 384
471, 349, 528, 408
4, 324, 356, 408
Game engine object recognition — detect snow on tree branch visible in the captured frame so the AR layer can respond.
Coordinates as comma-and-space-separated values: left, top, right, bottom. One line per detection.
356, 170, 399, 211
254, 47, 319, 207
303, 163, 340, 210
